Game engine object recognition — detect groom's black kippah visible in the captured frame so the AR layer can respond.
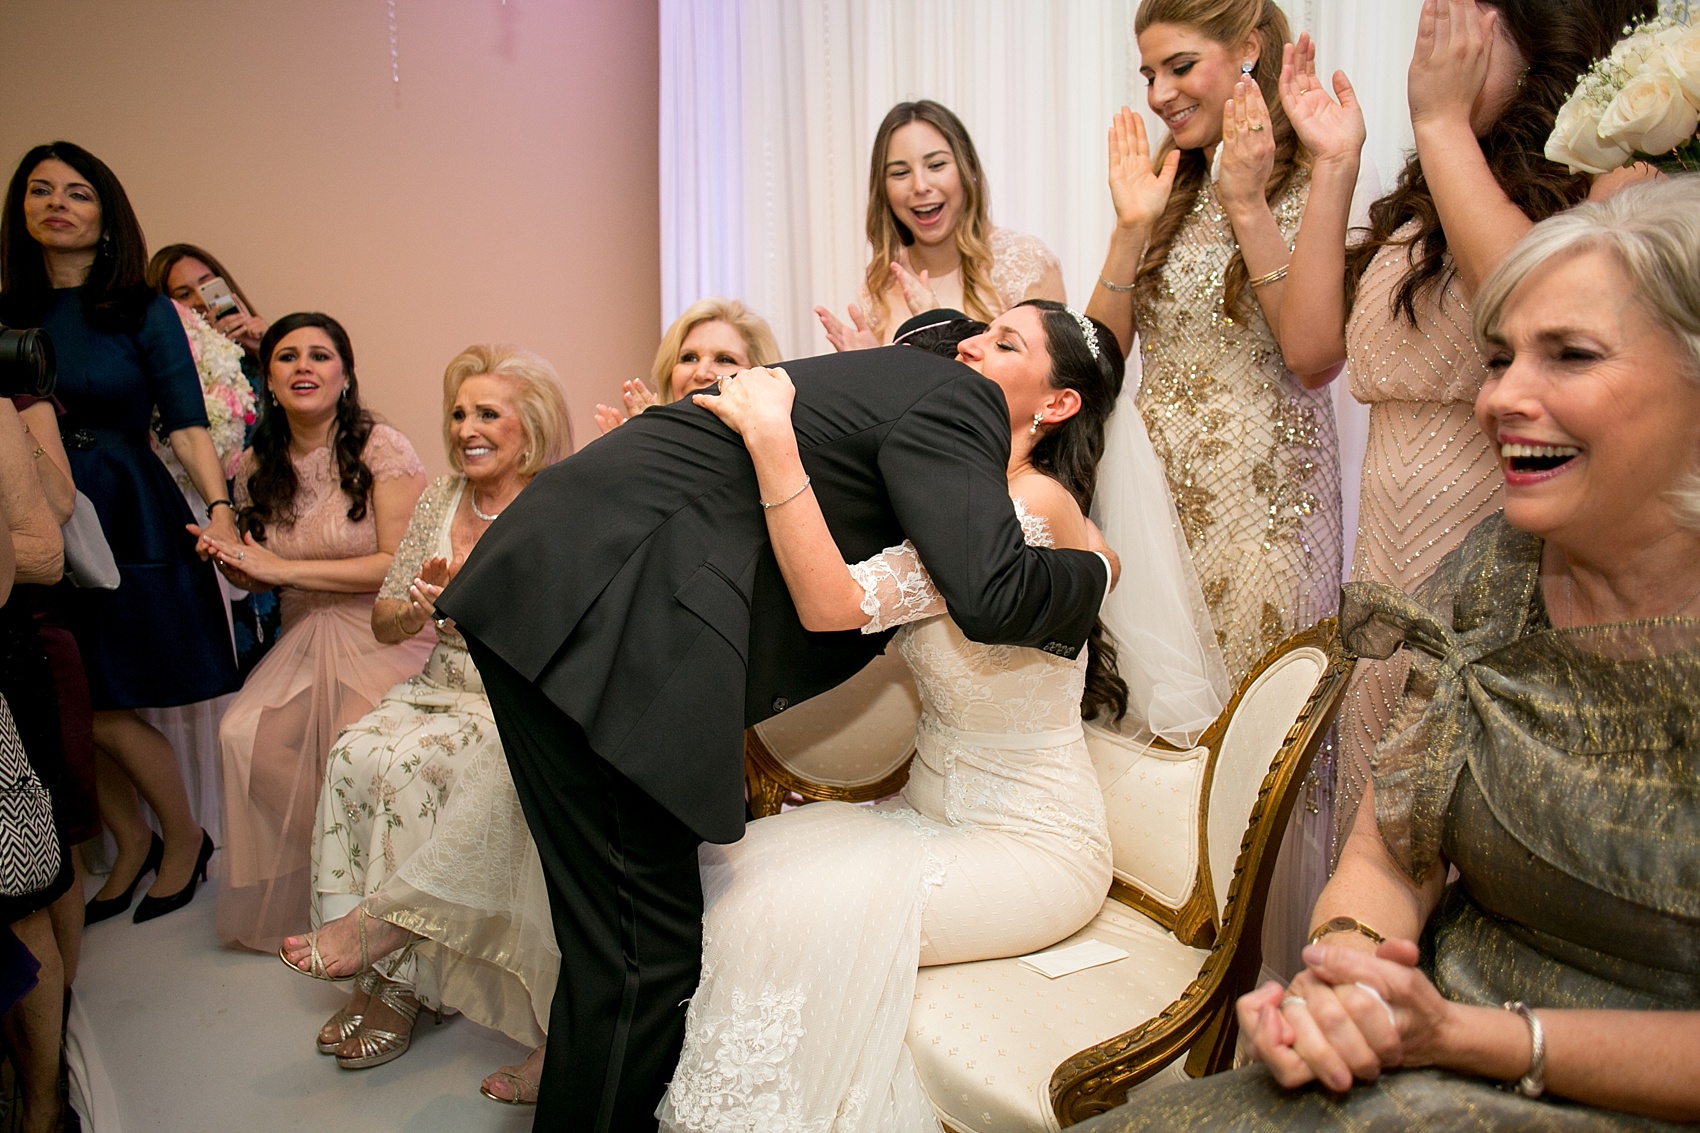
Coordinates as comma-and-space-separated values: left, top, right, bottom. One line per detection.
892, 308, 987, 359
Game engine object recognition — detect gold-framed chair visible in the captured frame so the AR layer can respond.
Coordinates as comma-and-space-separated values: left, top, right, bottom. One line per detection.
744, 639, 921, 817
742, 620, 1349, 1132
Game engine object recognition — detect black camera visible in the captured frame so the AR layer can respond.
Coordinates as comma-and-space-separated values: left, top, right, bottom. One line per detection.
0, 325, 55, 399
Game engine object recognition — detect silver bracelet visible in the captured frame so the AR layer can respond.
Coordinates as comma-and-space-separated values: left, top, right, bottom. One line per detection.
1503, 1001, 1546, 1098
760, 475, 812, 510
1098, 275, 1137, 293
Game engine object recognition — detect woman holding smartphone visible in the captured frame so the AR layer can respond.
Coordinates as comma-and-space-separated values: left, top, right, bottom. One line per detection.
147, 243, 269, 363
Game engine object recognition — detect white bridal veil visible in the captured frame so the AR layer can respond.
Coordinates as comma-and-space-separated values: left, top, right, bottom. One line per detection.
1092, 359, 1231, 746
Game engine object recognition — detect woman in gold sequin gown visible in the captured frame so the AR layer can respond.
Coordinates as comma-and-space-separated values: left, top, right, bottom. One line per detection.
1087, 0, 1341, 688
1073, 174, 1700, 1133
1272, 0, 1654, 851
1087, 0, 1342, 982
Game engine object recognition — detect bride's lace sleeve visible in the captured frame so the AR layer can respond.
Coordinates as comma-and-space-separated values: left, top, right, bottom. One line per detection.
849, 501, 1052, 634
847, 540, 946, 634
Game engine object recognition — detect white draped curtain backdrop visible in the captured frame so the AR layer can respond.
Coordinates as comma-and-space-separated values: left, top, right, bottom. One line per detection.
658, 0, 1439, 580
660, 0, 1423, 356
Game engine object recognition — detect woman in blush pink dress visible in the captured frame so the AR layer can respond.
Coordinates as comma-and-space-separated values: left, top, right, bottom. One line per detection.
202, 313, 430, 952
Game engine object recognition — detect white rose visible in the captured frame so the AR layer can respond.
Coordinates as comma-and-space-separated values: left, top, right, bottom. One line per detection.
1657, 24, 1700, 109
1547, 95, 1632, 174
1599, 69, 1700, 155
1610, 30, 1656, 74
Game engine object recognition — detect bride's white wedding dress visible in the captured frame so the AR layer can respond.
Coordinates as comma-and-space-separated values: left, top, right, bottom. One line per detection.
659, 502, 1113, 1132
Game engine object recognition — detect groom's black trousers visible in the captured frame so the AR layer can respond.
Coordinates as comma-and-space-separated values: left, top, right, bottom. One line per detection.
467, 637, 705, 1133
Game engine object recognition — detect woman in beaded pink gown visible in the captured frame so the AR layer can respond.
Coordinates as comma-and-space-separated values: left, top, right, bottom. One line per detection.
202, 313, 430, 952
1272, 0, 1650, 841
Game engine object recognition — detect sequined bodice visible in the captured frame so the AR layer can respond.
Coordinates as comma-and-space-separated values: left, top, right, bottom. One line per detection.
1341, 227, 1502, 590
1346, 225, 1490, 406
1133, 170, 1342, 682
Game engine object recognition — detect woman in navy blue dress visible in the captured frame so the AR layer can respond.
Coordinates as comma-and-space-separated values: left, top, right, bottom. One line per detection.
1, 142, 239, 924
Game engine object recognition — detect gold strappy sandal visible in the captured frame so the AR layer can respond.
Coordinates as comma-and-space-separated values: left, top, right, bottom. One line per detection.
317, 968, 381, 1054
480, 1061, 541, 1106
334, 943, 440, 1070
280, 907, 371, 982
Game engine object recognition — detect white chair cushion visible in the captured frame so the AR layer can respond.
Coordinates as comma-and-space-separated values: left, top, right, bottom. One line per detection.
752, 644, 921, 788
909, 901, 1208, 1133
1087, 725, 1207, 910
1205, 647, 1326, 921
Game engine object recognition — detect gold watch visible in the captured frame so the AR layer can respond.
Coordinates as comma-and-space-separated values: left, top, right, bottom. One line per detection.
1307, 916, 1385, 948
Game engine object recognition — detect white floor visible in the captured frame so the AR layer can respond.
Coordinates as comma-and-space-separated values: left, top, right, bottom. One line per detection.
68, 863, 537, 1133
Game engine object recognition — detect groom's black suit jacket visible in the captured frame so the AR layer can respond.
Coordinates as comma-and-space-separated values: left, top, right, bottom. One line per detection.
437, 345, 1106, 843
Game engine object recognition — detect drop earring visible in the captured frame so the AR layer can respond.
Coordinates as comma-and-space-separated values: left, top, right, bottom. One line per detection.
1241, 60, 1255, 75
1029, 413, 1043, 437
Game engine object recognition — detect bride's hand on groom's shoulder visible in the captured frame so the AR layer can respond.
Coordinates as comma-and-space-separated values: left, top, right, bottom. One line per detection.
693, 366, 796, 447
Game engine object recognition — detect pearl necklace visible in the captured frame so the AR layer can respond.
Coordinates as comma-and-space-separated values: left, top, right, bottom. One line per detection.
470, 490, 505, 522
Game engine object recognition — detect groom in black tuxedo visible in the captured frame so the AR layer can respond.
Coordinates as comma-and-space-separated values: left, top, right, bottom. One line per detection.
436, 313, 1109, 1131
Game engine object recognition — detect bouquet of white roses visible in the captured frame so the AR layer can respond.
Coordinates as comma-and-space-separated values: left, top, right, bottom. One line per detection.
153, 300, 258, 499
1546, 15, 1700, 175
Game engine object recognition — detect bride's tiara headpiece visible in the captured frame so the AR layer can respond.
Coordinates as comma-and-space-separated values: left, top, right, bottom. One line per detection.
1065, 307, 1100, 361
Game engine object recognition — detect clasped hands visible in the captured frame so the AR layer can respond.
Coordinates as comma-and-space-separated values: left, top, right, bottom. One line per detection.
1240, 938, 1458, 1093
187, 511, 276, 591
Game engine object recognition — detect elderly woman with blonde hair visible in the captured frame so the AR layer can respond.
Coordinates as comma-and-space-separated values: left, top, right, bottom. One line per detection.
1077, 175, 1700, 1131
594, 296, 780, 433
279, 343, 571, 1074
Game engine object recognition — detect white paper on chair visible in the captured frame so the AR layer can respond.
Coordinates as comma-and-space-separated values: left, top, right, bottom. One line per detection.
1018, 939, 1129, 979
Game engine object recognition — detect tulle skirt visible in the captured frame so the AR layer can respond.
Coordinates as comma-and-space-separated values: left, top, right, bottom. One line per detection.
216, 591, 431, 952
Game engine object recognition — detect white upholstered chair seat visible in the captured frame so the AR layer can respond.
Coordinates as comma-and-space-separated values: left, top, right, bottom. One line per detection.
743, 622, 1349, 1126
909, 899, 1205, 1133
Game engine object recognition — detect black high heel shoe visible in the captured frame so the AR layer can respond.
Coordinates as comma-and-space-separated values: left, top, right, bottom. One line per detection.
84, 832, 164, 925
133, 830, 214, 924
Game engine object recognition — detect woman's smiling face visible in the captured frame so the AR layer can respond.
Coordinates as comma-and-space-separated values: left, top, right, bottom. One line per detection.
882, 120, 966, 248
1138, 22, 1254, 151
1477, 246, 1700, 556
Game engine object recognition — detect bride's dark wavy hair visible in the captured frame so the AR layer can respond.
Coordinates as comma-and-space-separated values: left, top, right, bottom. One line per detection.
242, 312, 376, 543
1019, 299, 1130, 724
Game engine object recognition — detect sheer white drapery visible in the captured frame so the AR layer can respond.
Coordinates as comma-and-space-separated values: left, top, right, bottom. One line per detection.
659, 1, 1428, 354
661, 0, 1141, 356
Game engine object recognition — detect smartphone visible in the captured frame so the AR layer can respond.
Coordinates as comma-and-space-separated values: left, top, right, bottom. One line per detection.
197, 277, 242, 322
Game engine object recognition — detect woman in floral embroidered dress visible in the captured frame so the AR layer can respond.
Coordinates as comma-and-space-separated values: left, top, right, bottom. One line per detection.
1085, 0, 1345, 983
205, 313, 430, 953
280, 344, 571, 1081
1088, 0, 1341, 687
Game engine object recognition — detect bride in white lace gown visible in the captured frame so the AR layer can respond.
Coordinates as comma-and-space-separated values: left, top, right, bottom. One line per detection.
662, 301, 1220, 1131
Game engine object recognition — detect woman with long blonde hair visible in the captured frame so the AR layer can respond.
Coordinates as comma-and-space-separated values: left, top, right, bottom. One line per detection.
818, 100, 1066, 348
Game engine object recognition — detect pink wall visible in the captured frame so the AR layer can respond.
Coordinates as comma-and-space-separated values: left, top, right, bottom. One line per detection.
0, 0, 660, 473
